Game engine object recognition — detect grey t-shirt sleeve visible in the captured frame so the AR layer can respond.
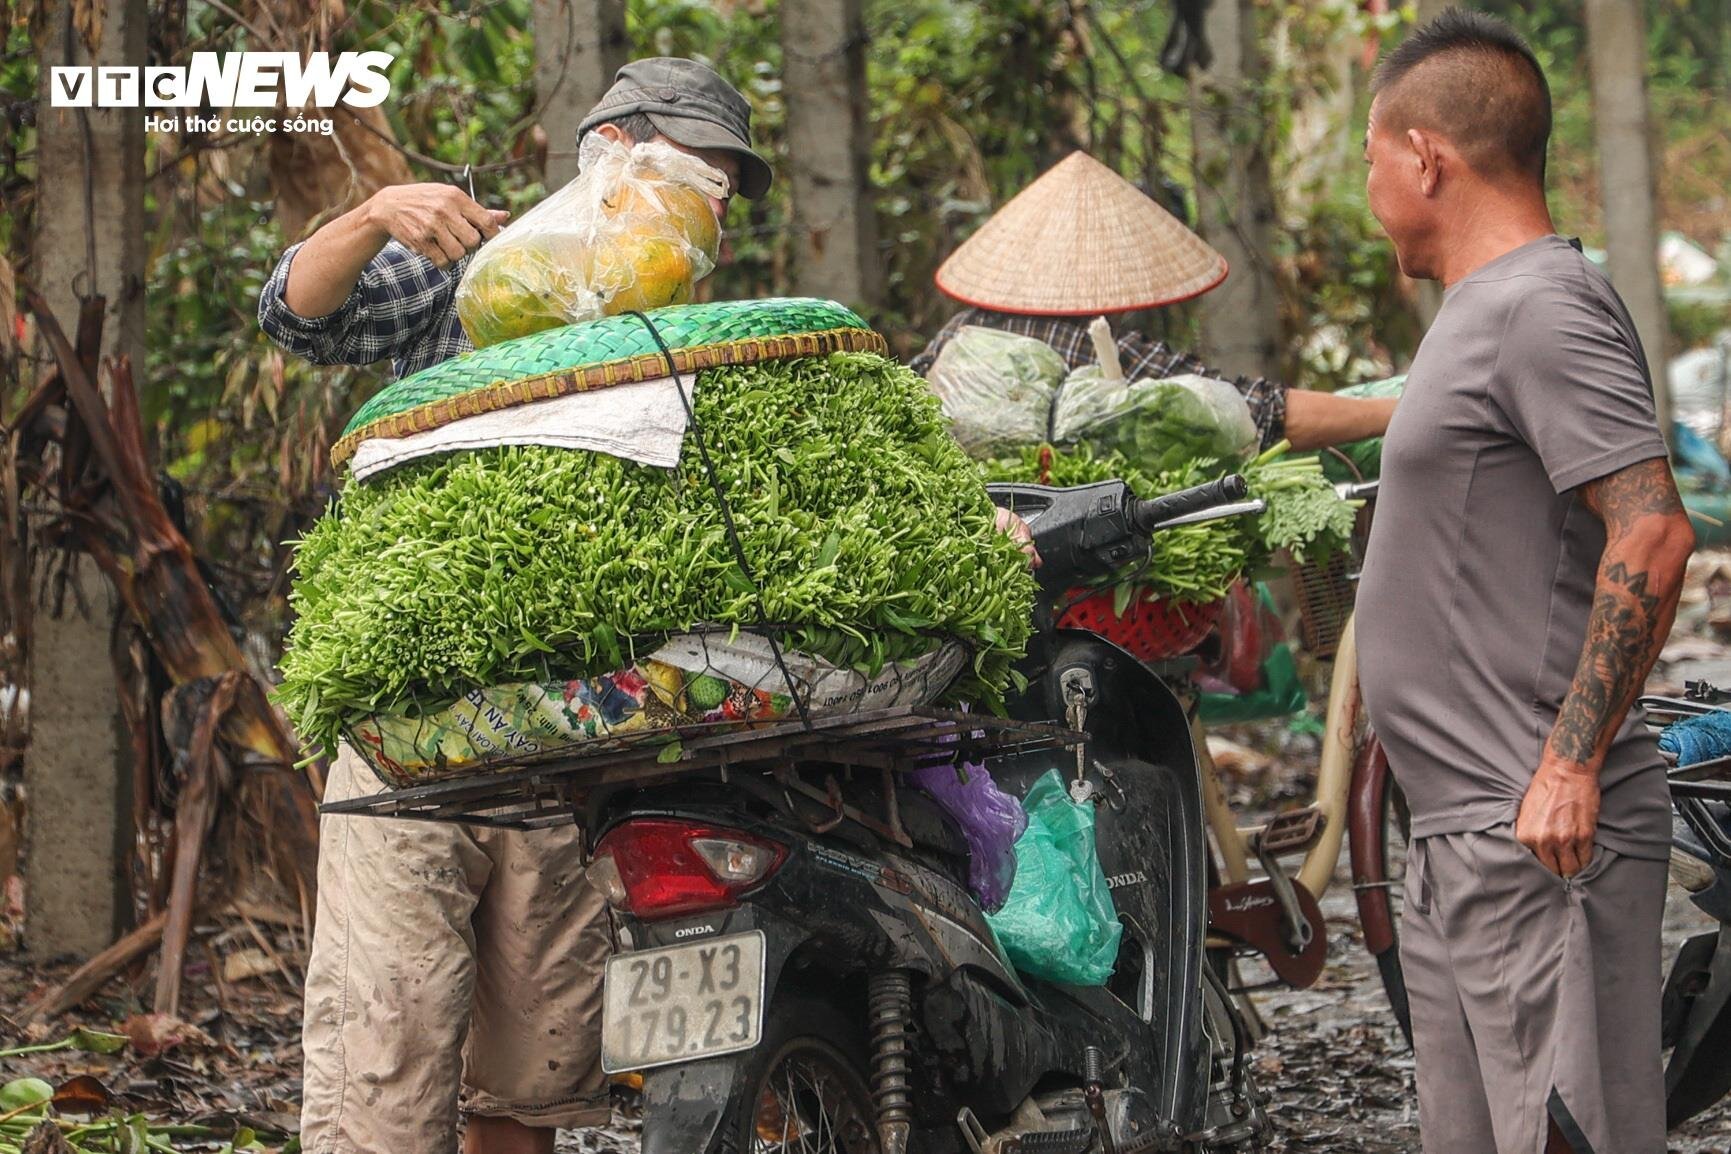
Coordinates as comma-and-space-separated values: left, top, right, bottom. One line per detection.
1489, 283, 1669, 493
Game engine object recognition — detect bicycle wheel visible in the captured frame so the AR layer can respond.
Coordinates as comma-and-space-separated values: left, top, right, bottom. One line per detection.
1348, 729, 1414, 1045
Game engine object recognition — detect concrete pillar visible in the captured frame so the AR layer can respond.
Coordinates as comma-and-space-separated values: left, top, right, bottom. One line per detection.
1584, 0, 1672, 435
27, 0, 146, 958
535, 0, 628, 188
1189, 0, 1281, 381
781, 0, 880, 310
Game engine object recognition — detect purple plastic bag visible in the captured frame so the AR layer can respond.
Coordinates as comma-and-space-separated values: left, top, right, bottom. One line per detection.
910, 760, 1028, 911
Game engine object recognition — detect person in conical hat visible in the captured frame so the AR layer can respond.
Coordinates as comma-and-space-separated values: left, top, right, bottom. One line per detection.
910, 151, 1396, 451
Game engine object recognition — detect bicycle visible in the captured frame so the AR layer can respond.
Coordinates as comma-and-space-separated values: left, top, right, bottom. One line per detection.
1183, 480, 1416, 1043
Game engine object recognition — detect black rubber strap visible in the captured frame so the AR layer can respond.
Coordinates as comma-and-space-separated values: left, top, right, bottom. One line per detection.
626, 311, 813, 730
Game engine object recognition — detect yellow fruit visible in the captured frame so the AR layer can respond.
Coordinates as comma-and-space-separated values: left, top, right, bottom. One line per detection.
588, 236, 695, 315
457, 169, 719, 345
457, 244, 578, 347
601, 178, 721, 264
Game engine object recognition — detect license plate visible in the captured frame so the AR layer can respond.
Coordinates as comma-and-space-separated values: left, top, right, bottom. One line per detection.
601, 931, 766, 1073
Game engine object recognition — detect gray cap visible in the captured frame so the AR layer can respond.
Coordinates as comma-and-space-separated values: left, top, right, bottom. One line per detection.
578, 58, 772, 200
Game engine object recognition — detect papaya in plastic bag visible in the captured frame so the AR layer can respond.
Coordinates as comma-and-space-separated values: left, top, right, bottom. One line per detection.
985, 769, 1122, 985
456, 135, 726, 347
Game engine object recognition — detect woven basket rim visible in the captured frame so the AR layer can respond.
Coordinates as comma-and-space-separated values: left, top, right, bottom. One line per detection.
332, 325, 888, 468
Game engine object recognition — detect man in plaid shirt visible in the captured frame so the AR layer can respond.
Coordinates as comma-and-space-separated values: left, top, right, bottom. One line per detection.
261, 58, 772, 1154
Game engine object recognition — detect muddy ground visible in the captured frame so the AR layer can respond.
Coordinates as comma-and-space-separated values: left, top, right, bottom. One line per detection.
5, 842, 1722, 1153
6, 557, 1731, 1150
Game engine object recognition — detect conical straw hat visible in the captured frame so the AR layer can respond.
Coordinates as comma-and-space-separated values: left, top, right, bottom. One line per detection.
935, 151, 1228, 315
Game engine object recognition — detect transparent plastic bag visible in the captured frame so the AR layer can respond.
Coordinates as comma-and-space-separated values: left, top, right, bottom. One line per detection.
456, 136, 726, 347
910, 760, 1027, 912
925, 326, 1068, 456
1053, 371, 1259, 475
985, 769, 1122, 985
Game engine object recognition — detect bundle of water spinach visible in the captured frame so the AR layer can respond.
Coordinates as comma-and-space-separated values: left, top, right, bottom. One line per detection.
278, 352, 1037, 757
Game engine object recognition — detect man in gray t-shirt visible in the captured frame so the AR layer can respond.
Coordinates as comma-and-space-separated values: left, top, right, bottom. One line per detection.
1358, 233, 1674, 859
1357, 11, 1695, 1154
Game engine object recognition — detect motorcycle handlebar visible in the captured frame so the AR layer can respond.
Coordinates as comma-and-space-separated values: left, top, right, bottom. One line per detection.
1130, 474, 1249, 533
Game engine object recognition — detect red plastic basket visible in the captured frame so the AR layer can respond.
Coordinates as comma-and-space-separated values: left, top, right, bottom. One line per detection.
1057, 586, 1225, 662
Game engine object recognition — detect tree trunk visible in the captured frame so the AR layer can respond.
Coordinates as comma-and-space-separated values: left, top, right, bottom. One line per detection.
1189, 0, 1281, 381
535, 0, 628, 189
26, 0, 146, 961
781, 0, 880, 311
1585, 0, 1672, 437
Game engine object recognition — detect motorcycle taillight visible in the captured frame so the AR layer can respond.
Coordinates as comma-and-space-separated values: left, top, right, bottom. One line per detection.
591, 819, 787, 919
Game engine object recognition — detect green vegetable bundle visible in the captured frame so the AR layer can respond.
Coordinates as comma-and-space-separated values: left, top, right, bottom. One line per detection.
1050, 370, 1261, 475
981, 443, 1248, 604
1242, 443, 1361, 565
279, 353, 1037, 754
1319, 374, 1406, 484
0, 1075, 257, 1153
982, 439, 1358, 601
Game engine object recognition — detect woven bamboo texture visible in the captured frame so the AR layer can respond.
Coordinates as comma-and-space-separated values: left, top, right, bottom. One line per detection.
333, 298, 885, 468
934, 151, 1228, 315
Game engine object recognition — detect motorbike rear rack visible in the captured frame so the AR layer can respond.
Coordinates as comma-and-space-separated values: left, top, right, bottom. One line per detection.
1668, 756, 1731, 802
321, 706, 1085, 830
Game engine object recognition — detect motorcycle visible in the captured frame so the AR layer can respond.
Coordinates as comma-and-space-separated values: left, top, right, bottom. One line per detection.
330, 474, 1272, 1153
1641, 680, 1731, 1129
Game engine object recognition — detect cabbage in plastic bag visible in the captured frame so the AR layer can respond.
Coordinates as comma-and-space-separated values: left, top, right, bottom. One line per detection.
985, 769, 1122, 985
1053, 370, 1259, 475
909, 760, 1027, 912
925, 326, 1068, 456
456, 136, 726, 347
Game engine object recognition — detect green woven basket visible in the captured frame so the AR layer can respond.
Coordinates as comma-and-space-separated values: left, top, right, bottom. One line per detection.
333, 298, 885, 467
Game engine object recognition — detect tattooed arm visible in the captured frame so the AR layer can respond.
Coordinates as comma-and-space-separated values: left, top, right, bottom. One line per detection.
1516, 458, 1696, 876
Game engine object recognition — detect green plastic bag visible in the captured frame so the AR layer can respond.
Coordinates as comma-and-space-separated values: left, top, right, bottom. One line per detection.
1321, 374, 1406, 483
986, 770, 1123, 985
1198, 641, 1308, 724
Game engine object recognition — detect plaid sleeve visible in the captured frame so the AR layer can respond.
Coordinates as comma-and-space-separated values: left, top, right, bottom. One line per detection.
258, 240, 465, 368
908, 313, 970, 376
1119, 336, 1288, 450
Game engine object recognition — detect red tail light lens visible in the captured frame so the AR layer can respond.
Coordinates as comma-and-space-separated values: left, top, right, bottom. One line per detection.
591, 819, 787, 919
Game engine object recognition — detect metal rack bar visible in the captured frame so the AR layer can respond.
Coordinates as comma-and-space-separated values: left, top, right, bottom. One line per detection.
324, 706, 1084, 829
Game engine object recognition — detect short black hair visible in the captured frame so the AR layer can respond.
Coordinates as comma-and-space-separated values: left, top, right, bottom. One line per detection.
1371, 6, 1551, 182
586, 111, 658, 144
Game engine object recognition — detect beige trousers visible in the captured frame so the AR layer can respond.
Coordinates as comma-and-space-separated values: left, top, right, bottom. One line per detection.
300, 749, 612, 1153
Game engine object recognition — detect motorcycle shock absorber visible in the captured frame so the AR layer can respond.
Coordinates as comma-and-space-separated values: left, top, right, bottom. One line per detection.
1083, 1045, 1120, 1154
867, 969, 915, 1154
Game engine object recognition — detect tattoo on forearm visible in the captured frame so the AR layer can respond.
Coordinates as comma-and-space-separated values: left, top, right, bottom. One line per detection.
1549, 460, 1687, 765
1549, 562, 1666, 763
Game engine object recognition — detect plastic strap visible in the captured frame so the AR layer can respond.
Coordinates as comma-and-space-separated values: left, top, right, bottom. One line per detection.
626, 310, 814, 730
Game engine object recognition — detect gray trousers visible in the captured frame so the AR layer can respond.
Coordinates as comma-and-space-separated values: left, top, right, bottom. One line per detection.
1401, 824, 1667, 1154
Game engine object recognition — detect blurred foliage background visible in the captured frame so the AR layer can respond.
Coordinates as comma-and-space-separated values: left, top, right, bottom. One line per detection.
1, 0, 1727, 648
